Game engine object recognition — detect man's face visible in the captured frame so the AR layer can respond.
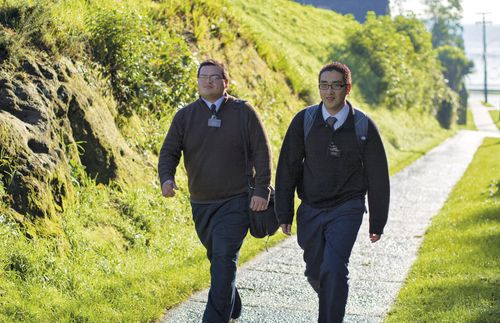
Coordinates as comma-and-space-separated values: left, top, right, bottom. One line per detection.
319, 70, 351, 113
197, 65, 227, 102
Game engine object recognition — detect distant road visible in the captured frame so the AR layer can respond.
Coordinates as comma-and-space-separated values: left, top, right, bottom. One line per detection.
468, 88, 500, 95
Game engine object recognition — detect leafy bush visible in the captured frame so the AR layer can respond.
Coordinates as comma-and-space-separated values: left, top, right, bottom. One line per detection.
338, 14, 449, 113
436, 45, 473, 124
86, 5, 197, 116
435, 88, 458, 129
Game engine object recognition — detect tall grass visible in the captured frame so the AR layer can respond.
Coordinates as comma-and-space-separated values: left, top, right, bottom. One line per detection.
227, 0, 357, 103
0, 163, 285, 321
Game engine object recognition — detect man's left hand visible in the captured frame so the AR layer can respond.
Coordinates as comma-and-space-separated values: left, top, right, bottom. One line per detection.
369, 233, 381, 243
250, 196, 269, 212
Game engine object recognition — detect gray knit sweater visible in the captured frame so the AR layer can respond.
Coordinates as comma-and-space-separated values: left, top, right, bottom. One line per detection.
158, 95, 271, 203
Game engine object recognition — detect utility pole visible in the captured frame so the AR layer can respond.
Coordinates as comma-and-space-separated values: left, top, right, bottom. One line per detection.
476, 13, 491, 103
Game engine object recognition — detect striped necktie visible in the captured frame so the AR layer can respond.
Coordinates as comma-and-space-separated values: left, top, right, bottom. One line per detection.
326, 116, 337, 129
210, 103, 217, 115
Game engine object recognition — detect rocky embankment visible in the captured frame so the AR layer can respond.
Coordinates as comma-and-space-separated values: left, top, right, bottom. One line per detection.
0, 53, 138, 235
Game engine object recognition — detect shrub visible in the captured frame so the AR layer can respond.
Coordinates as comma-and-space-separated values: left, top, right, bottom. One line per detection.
436, 45, 473, 125
435, 88, 459, 129
338, 14, 448, 113
86, 5, 197, 116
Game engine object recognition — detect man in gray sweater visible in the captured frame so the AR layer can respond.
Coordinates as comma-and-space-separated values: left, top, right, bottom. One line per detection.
158, 59, 272, 323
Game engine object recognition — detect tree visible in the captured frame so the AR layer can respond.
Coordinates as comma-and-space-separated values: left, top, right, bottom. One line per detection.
337, 13, 454, 116
437, 45, 474, 124
425, 0, 464, 48
424, 0, 473, 125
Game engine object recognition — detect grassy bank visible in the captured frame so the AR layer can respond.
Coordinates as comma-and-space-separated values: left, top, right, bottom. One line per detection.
0, 0, 461, 321
386, 137, 500, 322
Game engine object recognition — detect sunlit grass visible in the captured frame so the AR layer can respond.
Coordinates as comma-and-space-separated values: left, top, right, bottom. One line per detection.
481, 100, 494, 107
227, 0, 357, 103
386, 137, 500, 322
465, 106, 477, 130
488, 109, 500, 129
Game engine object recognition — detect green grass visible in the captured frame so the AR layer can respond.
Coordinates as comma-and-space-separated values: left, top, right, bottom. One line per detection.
464, 106, 477, 130
0, 0, 463, 321
0, 167, 285, 322
488, 109, 500, 130
227, 0, 356, 103
481, 100, 494, 107
372, 108, 453, 175
386, 137, 500, 322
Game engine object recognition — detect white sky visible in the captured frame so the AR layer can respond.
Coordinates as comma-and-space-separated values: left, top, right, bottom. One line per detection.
392, 0, 500, 25
462, 0, 500, 24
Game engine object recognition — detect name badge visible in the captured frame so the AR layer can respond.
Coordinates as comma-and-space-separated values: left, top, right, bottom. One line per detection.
208, 117, 221, 128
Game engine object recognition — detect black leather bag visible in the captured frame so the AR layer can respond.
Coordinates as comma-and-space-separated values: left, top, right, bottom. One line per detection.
248, 187, 279, 238
240, 107, 279, 239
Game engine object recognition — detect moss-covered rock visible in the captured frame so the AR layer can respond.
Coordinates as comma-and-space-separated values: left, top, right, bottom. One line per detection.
0, 52, 140, 234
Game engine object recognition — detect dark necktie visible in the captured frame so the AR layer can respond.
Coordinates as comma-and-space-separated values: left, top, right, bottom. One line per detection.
210, 103, 217, 115
326, 116, 337, 129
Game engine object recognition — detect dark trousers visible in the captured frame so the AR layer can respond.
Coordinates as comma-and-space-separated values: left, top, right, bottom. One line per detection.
296, 197, 365, 323
191, 195, 249, 323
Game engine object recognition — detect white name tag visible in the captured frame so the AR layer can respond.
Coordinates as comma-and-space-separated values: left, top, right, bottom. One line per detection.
208, 117, 221, 128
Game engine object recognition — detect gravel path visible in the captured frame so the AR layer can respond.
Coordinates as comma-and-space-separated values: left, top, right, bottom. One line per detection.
161, 98, 499, 323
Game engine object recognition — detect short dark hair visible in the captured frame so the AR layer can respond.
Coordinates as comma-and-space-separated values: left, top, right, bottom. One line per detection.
197, 59, 228, 81
318, 61, 352, 85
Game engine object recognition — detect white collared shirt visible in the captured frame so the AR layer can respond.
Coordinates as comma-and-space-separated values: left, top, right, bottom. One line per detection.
201, 96, 225, 112
322, 103, 349, 130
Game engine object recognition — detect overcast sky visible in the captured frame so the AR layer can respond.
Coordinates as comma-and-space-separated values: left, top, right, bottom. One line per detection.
391, 0, 500, 25
461, 0, 500, 24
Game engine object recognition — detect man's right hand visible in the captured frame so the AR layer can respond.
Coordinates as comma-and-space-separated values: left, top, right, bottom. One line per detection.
161, 180, 178, 198
281, 224, 292, 236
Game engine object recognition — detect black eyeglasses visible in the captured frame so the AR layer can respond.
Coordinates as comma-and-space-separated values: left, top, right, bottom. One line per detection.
318, 83, 348, 90
198, 74, 224, 82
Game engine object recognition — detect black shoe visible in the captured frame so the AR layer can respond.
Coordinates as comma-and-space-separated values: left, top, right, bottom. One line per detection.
231, 288, 242, 319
